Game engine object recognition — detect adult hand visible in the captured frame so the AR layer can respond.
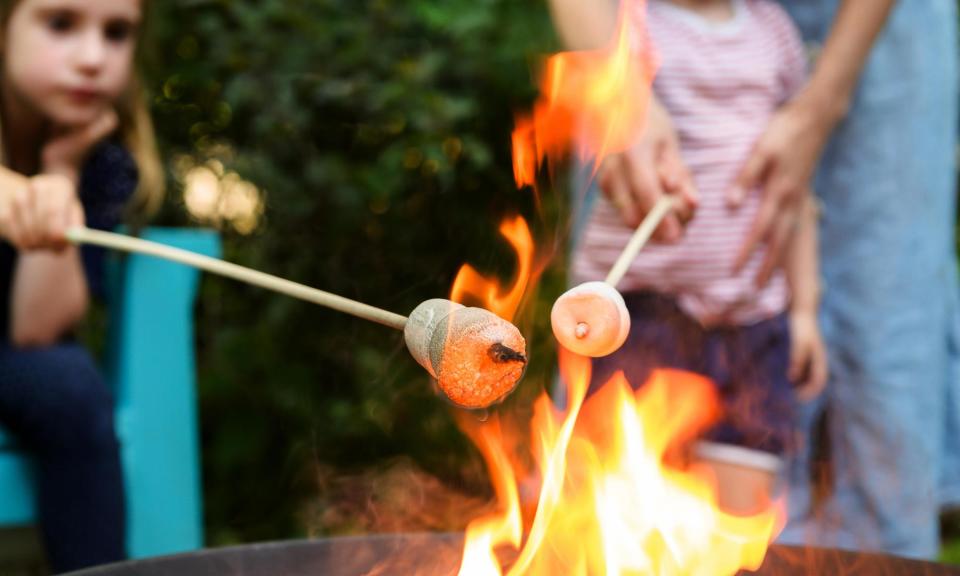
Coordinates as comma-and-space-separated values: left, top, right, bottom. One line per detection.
41, 107, 118, 184
729, 96, 833, 286
598, 97, 698, 242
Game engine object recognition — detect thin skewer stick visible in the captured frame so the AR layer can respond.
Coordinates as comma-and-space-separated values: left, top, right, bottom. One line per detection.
65, 227, 409, 331
603, 195, 678, 287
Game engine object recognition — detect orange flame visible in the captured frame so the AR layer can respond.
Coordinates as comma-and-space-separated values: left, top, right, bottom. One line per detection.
458, 351, 780, 575
512, 1, 657, 188
450, 216, 533, 322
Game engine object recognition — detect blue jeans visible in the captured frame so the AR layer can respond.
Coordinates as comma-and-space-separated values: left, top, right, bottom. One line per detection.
0, 344, 125, 572
589, 292, 795, 455
777, 0, 959, 559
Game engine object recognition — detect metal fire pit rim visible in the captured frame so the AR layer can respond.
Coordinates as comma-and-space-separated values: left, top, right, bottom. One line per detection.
64, 532, 960, 576
66, 532, 463, 576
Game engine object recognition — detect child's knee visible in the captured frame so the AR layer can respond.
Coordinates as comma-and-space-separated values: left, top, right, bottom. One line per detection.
23, 345, 116, 451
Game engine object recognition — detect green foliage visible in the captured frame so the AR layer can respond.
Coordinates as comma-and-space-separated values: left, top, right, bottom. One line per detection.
145, 0, 560, 543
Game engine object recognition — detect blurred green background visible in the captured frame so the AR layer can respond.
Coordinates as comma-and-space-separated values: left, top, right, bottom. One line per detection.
144, 0, 565, 545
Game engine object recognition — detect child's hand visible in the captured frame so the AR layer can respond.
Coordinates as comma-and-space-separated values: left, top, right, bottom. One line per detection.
598, 97, 698, 240
0, 174, 85, 251
789, 311, 828, 402
41, 108, 119, 184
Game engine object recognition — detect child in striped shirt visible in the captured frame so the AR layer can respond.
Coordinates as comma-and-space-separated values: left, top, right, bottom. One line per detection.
572, 0, 827, 513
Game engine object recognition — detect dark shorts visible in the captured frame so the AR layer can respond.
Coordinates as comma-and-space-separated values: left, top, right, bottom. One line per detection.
589, 292, 796, 456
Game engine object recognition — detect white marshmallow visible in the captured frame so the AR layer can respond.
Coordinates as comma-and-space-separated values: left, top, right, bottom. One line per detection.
551, 281, 630, 357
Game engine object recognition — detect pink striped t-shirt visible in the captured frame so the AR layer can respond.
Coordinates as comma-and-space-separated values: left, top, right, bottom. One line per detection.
572, 0, 807, 326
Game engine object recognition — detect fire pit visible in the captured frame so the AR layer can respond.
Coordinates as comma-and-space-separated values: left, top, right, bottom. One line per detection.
67, 533, 960, 575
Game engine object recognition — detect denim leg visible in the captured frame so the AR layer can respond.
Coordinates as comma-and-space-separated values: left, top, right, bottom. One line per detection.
0, 344, 125, 573
777, 0, 958, 559
943, 275, 960, 509
777, 390, 826, 546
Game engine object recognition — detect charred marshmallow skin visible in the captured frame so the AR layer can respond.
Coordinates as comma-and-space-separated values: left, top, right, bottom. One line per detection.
405, 299, 527, 409
551, 281, 630, 357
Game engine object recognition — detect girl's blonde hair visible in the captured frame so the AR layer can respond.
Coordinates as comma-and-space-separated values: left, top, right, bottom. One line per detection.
0, 0, 165, 220
116, 73, 165, 220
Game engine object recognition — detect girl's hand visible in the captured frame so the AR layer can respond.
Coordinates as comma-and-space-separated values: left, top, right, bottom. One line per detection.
789, 310, 829, 402
1, 174, 85, 251
598, 97, 698, 240
41, 108, 119, 184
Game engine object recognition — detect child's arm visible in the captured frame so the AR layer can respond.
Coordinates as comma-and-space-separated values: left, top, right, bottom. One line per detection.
0, 166, 89, 346
11, 236, 88, 347
1, 110, 116, 345
786, 194, 828, 400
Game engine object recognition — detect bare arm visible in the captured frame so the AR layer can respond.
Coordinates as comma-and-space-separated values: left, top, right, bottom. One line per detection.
546, 0, 618, 50
733, 0, 898, 286
0, 165, 89, 347
786, 195, 827, 400
802, 0, 898, 125
786, 197, 819, 317
11, 248, 88, 347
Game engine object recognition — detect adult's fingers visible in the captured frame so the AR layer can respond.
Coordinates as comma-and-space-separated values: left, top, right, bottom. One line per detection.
728, 144, 769, 208
754, 203, 797, 287
733, 186, 779, 273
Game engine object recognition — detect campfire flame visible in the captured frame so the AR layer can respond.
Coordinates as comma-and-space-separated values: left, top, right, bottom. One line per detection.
450, 217, 533, 322
450, 1, 781, 573
457, 351, 780, 575
447, 214, 779, 575
511, 0, 657, 189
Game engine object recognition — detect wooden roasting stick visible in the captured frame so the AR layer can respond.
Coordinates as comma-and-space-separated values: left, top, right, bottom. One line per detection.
64, 227, 526, 409
0, 162, 524, 408
604, 196, 678, 287
66, 227, 408, 329
551, 195, 679, 357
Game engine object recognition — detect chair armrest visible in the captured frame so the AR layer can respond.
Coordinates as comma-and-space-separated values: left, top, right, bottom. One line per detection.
106, 227, 220, 558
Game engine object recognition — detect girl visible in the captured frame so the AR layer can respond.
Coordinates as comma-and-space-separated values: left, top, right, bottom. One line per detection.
0, 0, 162, 571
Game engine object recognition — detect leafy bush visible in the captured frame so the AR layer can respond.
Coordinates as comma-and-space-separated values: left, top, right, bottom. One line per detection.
145, 0, 561, 543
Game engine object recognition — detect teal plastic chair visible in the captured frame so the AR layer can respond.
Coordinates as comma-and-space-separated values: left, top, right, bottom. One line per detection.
0, 228, 219, 560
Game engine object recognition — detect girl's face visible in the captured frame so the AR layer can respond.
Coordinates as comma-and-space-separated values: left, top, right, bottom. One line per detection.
3, 0, 141, 127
